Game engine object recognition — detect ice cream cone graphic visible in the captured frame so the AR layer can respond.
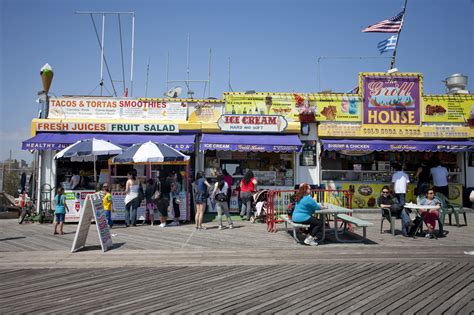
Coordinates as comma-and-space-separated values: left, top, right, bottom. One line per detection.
265, 96, 273, 114
40, 63, 54, 93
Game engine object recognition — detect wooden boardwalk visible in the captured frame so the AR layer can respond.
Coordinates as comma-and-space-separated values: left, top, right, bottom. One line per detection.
1, 213, 473, 313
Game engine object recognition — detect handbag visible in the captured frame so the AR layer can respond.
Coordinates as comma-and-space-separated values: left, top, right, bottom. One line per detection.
152, 190, 161, 200
215, 193, 227, 202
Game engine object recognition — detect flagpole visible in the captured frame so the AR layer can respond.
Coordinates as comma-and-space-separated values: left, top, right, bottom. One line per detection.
390, 0, 408, 69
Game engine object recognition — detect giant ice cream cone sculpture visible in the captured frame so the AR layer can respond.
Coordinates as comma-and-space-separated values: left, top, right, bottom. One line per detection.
40, 63, 54, 93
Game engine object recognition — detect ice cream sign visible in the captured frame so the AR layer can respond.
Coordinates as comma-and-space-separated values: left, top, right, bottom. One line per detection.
217, 115, 288, 133
362, 73, 421, 125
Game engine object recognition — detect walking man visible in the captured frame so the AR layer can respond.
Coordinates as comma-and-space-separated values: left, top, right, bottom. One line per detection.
392, 164, 410, 206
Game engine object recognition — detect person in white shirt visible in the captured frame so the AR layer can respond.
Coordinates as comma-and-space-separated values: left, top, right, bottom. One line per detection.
211, 174, 233, 230
69, 170, 81, 190
430, 157, 449, 198
391, 164, 410, 206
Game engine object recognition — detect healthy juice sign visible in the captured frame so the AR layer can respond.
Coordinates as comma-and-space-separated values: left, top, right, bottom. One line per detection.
362, 74, 421, 125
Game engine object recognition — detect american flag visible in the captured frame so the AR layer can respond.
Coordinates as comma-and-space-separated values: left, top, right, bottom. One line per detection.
362, 11, 404, 33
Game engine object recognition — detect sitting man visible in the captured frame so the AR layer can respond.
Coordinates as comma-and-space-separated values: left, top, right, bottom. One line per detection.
377, 185, 411, 237
417, 187, 441, 239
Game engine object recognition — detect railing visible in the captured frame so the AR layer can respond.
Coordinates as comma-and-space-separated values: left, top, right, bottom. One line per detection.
265, 189, 353, 232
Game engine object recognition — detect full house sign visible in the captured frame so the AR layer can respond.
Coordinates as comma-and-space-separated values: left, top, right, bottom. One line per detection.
361, 73, 422, 125
217, 114, 288, 133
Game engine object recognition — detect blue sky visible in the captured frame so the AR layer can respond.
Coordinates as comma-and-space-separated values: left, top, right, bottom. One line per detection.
1, 0, 473, 162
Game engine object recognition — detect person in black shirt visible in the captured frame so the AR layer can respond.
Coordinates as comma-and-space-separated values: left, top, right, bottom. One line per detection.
377, 185, 411, 236
156, 176, 171, 228
415, 159, 431, 196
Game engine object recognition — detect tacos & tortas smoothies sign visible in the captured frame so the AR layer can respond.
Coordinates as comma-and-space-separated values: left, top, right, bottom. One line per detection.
361, 73, 421, 125
48, 98, 188, 120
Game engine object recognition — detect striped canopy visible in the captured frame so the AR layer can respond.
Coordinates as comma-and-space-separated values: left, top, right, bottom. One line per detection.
54, 138, 123, 160
112, 141, 190, 163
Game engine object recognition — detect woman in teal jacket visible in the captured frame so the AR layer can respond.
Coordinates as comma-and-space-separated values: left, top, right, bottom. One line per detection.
292, 183, 326, 246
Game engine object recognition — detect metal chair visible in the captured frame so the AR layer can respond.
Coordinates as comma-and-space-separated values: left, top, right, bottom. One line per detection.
435, 192, 467, 227
380, 207, 396, 235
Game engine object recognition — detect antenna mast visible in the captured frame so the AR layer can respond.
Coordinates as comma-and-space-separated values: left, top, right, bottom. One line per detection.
166, 34, 211, 99
145, 57, 150, 97
75, 11, 135, 96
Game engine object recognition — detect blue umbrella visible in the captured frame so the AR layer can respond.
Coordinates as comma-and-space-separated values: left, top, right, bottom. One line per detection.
55, 138, 123, 186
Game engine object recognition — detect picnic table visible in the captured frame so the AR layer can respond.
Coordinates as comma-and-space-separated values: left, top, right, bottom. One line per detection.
281, 204, 373, 244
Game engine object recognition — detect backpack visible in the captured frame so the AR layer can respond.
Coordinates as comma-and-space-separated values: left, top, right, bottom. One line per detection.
408, 216, 423, 237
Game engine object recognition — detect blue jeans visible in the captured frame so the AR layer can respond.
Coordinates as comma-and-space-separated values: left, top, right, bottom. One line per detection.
395, 193, 406, 207
216, 201, 233, 226
240, 192, 252, 220
125, 199, 139, 226
105, 210, 113, 226
400, 208, 411, 236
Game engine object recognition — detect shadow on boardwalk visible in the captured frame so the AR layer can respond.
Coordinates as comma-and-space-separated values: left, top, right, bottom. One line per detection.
0, 213, 473, 313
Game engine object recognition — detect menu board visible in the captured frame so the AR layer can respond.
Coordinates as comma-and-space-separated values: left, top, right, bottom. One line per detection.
300, 141, 317, 166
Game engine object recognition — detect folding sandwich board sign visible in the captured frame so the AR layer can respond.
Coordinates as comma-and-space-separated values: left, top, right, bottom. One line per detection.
71, 193, 113, 252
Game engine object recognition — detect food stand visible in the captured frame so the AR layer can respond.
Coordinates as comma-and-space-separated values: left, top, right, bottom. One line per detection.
108, 142, 191, 221
317, 72, 474, 208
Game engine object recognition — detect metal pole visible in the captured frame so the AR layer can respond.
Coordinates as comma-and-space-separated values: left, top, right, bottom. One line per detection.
145, 57, 150, 97
44, 93, 49, 118
208, 48, 211, 98
186, 34, 190, 84
166, 52, 170, 92
130, 13, 135, 97
390, 0, 408, 70
100, 14, 105, 96
228, 57, 231, 91
317, 57, 321, 92
36, 152, 42, 215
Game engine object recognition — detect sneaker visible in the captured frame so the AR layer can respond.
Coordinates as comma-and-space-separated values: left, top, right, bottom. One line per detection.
425, 233, 432, 239
158, 223, 166, 228
168, 221, 178, 226
228, 224, 234, 229
304, 235, 314, 245
309, 240, 319, 246
218, 225, 224, 230
250, 217, 255, 223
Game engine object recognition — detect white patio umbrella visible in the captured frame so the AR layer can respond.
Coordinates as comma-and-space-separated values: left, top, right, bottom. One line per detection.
54, 138, 123, 187
112, 141, 190, 163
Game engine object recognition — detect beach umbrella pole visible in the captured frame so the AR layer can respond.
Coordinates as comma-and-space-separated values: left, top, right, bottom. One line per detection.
94, 155, 97, 190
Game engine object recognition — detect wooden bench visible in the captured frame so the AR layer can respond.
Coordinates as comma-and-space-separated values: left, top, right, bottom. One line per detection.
279, 214, 309, 244
336, 214, 373, 241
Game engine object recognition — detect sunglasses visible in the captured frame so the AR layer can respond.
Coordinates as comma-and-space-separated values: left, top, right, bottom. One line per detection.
382, 191, 389, 194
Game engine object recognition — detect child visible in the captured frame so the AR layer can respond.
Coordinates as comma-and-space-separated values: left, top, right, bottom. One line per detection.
53, 187, 69, 235
103, 184, 113, 228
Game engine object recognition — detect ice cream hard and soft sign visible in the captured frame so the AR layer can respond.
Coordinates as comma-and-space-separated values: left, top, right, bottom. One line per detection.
217, 115, 288, 133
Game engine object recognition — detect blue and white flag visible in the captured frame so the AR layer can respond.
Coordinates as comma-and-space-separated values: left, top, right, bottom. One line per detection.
377, 35, 398, 54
